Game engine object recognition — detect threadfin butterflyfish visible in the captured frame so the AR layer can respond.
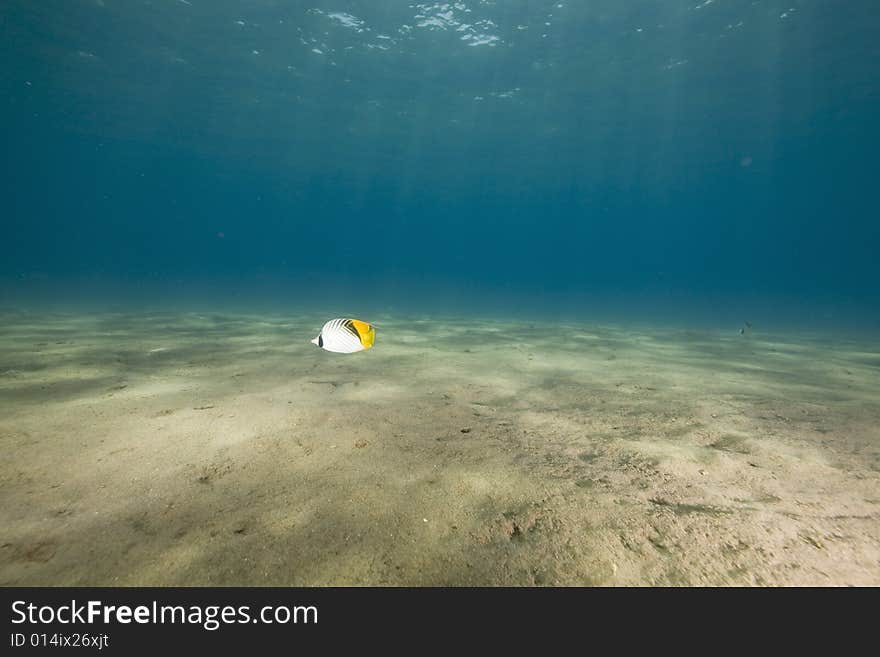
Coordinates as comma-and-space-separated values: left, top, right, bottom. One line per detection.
311, 318, 375, 353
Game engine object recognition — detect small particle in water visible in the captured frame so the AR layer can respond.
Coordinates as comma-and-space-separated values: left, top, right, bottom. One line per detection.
740, 155, 753, 167
25, 81, 32, 86
217, 232, 225, 239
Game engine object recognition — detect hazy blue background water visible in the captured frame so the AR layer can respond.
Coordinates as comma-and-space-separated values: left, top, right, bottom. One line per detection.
2, 1, 878, 327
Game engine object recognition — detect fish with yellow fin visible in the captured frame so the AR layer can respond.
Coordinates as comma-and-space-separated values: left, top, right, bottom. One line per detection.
311, 318, 376, 354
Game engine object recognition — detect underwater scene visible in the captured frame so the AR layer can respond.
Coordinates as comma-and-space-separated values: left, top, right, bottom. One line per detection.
1, 1, 879, 585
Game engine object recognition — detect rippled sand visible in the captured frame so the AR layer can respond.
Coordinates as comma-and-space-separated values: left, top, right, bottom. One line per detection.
1, 310, 878, 585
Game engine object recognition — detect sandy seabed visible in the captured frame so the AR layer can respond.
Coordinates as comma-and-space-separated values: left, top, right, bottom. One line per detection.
1, 310, 878, 586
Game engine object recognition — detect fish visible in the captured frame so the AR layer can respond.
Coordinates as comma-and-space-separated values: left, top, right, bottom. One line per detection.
311, 318, 376, 353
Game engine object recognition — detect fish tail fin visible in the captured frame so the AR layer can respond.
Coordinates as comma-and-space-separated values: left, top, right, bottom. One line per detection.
350, 319, 376, 348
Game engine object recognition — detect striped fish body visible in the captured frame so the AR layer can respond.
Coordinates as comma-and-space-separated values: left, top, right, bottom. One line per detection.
311, 318, 375, 354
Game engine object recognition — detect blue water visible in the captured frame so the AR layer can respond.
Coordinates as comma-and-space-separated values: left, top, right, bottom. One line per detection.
2, 1, 879, 328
